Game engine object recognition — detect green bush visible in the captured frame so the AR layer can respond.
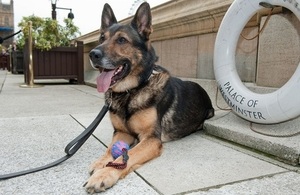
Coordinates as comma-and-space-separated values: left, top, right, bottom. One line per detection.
17, 15, 81, 51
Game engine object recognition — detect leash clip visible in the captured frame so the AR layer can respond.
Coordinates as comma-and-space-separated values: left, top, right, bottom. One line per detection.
105, 90, 113, 108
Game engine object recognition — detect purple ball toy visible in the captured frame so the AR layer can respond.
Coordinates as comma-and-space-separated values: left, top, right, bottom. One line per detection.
111, 141, 130, 159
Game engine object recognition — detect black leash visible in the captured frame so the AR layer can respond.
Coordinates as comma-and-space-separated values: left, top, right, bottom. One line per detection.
0, 104, 109, 180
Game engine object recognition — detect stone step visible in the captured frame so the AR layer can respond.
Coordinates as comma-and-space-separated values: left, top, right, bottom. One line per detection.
186, 78, 300, 166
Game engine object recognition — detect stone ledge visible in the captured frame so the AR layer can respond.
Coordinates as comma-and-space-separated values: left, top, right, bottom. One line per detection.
205, 112, 300, 166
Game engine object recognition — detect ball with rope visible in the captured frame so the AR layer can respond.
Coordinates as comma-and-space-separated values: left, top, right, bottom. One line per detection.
111, 140, 130, 159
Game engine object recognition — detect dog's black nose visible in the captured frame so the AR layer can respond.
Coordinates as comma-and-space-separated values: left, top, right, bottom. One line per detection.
89, 49, 104, 69
89, 49, 103, 62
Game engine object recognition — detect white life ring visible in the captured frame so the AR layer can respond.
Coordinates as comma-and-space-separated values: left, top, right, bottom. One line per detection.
214, 0, 300, 124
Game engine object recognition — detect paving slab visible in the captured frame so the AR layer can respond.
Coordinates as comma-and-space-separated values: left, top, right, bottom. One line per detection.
0, 115, 97, 194
135, 132, 287, 195
0, 75, 103, 118
72, 113, 114, 147
187, 172, 300, 195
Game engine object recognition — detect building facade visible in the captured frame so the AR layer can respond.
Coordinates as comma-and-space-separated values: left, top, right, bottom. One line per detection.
0, 0, 14, 49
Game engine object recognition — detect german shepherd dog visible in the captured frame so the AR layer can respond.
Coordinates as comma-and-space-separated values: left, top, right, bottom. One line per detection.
86, 2, 214, 193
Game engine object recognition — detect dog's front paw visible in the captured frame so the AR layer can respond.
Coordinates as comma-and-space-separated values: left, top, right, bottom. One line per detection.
84, 167, 120, 193
89, 156, 113, 175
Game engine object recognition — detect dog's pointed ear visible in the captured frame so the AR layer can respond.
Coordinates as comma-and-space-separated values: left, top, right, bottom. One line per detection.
101, 3, 117, 30
131, 2, 152, 41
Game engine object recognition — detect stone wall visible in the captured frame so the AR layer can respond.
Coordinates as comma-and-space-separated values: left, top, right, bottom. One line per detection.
77, 0, 300, 88
257, 11, 300, 87
152, 26, 259, 83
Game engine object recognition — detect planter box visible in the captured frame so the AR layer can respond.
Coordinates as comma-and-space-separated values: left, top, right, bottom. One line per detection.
23, 41, 84, 84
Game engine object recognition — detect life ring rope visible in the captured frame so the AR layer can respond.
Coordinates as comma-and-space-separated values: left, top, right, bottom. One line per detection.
240, 6, 274, 40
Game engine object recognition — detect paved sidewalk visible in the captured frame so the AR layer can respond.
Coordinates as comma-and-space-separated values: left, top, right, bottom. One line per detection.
1, 70, 300, 195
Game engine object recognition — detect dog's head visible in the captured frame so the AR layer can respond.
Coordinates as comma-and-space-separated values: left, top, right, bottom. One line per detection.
89, 2, 157, 93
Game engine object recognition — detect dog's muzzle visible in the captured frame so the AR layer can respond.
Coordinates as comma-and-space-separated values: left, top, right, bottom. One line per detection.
89, 49, 103, 69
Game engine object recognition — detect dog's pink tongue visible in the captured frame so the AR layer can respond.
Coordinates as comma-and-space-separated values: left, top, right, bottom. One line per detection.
97, 70, 115, 93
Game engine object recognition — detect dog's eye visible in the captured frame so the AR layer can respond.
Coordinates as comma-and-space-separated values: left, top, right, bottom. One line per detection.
99, 34, 105, 43
117, 37, 128, 44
